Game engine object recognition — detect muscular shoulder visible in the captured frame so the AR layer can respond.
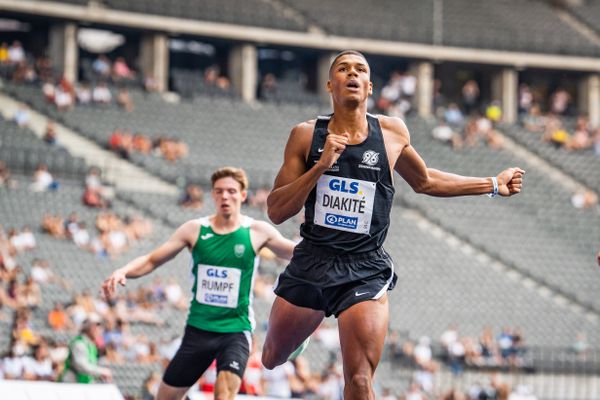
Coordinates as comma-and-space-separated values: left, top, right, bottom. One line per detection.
375, 114, 410, 145
289, 120, 316, 142
286, 119, 317, 160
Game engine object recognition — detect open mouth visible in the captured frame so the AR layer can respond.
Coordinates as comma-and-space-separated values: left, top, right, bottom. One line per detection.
346, 80, 360, 89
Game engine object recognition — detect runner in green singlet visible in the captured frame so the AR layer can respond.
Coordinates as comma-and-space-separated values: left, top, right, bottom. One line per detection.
101, 167, 297, 400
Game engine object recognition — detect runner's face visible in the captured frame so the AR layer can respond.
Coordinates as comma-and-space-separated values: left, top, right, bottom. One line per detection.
212, 177, 247, 218
328, 54, 372, 106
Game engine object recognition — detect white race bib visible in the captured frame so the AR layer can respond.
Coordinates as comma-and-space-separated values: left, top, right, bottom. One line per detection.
314, 175, 376, 234
196, 264, 241, 308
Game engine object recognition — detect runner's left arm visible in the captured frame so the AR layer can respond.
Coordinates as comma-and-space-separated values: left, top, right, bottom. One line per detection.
390, 118, 524, 197
254, 221, 297, 260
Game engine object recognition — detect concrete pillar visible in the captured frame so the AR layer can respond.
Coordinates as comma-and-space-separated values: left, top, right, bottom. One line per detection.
139, 33, 169, 92
580, 74, 600, 128
317, 52, 336, 104
415, 61, 434, 117
229, 44, 257, 103
492, 68, 518, 124
48, 23, 78, 83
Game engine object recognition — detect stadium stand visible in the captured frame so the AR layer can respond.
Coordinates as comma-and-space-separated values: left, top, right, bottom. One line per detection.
502, 124, 600, 194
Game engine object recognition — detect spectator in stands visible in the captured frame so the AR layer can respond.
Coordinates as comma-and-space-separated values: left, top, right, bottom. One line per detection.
48, 302, 74, 332
156, 137, 189, 162
144, 74, 159, 93
518, 84, 534, 115
550, 88, 571, 115
509, 384, 537, 400
132, 133, 153, 154
461, 79, 480, 115
23, 342, 54, 381
43, 121, 58, 146
92, 55, 111, 78
570, 331, 588, 358
9, 226, 36, 252
112, 57, 135, 81
565, 116, 592, 151
83, 186, 110, 208
432, 120, 462, 149
314, 361, 343, 399
13, 104, 31, 127
444, 103, 464, 127
117, 87, 135, 112
179, 184, 204, 209
8, 40, 25, 65
486, 101, 503, 123
76, 83, 92, 105
0, 161, 15, 188
92, 82, 112, 105
30, 258, 69, 290
522, 104, 546, 133
1, 347, 25, 379
12, 310, 39, 350
432, 79, 446, 111
42, 78, 56, 104
0, 42, 9, 64
30, 163, 57, 192
84, 166, 114, 208
21, 275, 41, 309
570, 189, 598, 210
381, 387, 398, 400
55, 77, 75, 112
59, 314, 112, 383
72, 222, 91, 249
403, 382, 427, 400
259, 73, 278, 100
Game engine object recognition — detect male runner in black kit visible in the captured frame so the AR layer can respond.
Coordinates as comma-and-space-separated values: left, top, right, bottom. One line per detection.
261, 50, 525, 400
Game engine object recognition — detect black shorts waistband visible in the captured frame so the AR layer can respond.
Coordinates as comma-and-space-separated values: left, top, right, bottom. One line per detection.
296, 240, 388, 262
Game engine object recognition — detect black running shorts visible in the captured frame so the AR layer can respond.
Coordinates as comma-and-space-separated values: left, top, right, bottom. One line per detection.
274, 241, 397, 317
162, 325, 251, 387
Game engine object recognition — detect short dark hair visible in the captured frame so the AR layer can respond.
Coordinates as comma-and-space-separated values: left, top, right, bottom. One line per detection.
329, 50, 369, 77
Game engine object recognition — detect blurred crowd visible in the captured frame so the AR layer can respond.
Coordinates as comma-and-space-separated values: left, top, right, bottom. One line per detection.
108, 129, 189, 163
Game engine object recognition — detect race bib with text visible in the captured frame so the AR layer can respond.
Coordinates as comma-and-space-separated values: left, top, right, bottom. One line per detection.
314, 175, 376, 234
196, 264, 241, 308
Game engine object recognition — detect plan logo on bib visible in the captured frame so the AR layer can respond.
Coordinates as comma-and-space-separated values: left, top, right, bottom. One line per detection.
234, 244, 245, 258
359, 150, 381, 171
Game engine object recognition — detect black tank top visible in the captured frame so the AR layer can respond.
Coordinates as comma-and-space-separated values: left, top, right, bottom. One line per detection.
300, 114, 395, 253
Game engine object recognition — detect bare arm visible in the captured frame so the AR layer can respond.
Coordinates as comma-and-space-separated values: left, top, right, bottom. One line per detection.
267, 122, 349, 224
101, 220, 198, 298
389, 118, 524, 197
252, 220, 297, 260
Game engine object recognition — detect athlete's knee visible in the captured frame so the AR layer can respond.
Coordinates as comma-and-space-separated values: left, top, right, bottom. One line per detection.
215, 389, 234, 400
347, 373, 372, 393
261, 341, 285, 370
261, 346, 277, 370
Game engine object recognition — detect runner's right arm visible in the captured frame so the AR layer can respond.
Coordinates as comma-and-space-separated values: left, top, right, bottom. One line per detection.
267, 122, 348, 224
101, 220, 197, 298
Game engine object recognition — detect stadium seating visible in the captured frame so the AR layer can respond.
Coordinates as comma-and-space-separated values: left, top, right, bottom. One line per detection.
42, 0, 309, 32
502, 124, 600, 194
0, 117, 87, 179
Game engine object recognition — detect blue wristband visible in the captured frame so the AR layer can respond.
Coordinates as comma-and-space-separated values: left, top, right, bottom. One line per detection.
488, 177, 498, 198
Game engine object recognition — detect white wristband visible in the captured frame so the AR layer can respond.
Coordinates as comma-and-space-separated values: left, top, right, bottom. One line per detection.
488, 177, 498, 198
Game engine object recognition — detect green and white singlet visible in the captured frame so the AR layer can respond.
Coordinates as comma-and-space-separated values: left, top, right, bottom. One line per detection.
186, 216, 259, 333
